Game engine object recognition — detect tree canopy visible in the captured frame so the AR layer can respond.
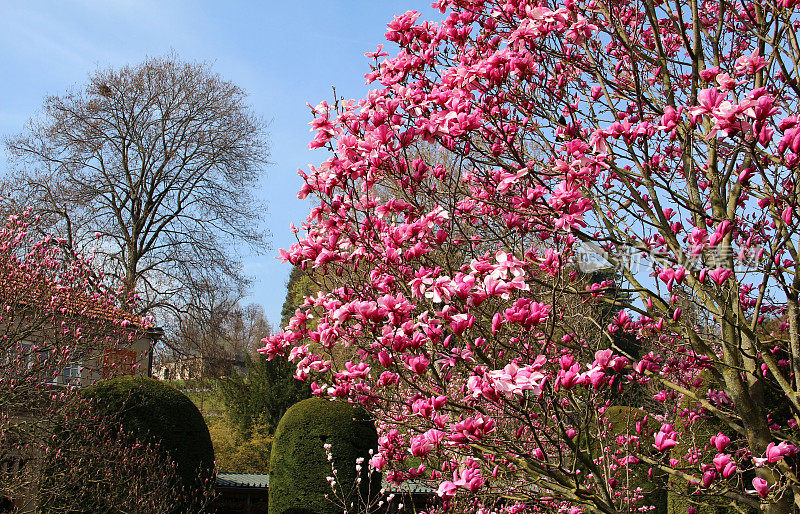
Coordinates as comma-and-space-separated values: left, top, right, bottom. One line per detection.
262, 0, 800, 512
5, 55, 270, 318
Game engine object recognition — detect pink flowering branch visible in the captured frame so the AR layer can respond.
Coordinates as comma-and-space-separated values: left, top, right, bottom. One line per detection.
264, 0, 800, 511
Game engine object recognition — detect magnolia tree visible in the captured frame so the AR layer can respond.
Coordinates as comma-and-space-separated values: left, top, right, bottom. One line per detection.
262, 0, 800, 511
0, 210, 142, 400
12, 393, 216, 514
0, 211, 165, 508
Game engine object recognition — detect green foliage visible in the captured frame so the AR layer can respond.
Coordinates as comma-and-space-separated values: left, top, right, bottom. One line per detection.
177, 380, 227, 418
208, 416, 272, 473
82, 376, 215, 488
219, 353, 311, 437
280, 266, 319, 327
216, 266, 314, 440
268, 398, 379, 514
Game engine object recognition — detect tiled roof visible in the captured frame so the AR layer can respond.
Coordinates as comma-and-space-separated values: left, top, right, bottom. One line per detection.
0, 268, 140, 326
216, 473, 270, 489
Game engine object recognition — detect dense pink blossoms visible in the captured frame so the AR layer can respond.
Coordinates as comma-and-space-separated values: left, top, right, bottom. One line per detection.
262, 0, 800, 511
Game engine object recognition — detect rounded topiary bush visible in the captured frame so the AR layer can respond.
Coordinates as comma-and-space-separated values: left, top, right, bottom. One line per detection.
36, 390, 215, 514
268, 397, 379, 514
82, 376, 215, 487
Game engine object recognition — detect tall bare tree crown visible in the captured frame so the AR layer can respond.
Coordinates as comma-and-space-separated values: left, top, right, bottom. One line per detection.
5, 55, 270, 318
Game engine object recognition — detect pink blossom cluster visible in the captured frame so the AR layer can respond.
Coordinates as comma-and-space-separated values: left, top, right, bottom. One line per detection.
262, 0, 800, 510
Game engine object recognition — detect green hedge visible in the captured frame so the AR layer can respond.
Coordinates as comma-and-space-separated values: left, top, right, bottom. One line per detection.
268, 398, 379, 514
83, 376, 215, 487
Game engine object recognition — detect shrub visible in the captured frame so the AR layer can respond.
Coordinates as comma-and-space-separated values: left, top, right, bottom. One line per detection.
208, 416, 272, 473
35, 392, 215, 514
268, 398, 379, 514
219, 353, 310, 437
82, 376, 215, 489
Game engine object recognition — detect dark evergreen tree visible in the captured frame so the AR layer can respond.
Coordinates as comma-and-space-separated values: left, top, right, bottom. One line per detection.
219, 353, 310, 436
218, 266, 315, 437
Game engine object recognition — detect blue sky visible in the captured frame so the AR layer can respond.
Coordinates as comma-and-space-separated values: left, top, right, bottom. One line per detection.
0, 1, 438, 327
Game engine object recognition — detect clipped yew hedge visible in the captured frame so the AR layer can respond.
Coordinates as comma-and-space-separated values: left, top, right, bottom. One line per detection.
268, 397, 379, 514
82, 376, 215, 487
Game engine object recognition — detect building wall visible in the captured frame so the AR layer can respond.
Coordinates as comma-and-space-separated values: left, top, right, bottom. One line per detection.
152, 355, 205, 381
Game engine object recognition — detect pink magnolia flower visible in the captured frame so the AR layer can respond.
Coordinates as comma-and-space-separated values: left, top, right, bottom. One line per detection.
557, 363, 582, 390
369, 453, 387, 471
653, 425, 679, 451
449, 313, 474, 335
424, 429, 446, 446
453, 466, 484, 493
485, 360, 548, 398
657, 106, 682, 139
436, 480, 457, 499
410, 434, 433, 457
405, 354, 430, 374
584, 366, 607, 389
708, 220, 732, 246
742, 90, 779, 122
566, 14, 599, 43
713, 453, 731, 473
377, 371, 400, 387
702, 469, 717, 487
766, 441, 797, 463
688, 88, 727, 119
700, 66, 721, 81
711, 433, 731, 452
723, 462, 737, 478
716, 72, 737, 90
491, 312, 503, 334
751, 477, 771, 498
735, 50, 768, 75
450, 415, 496, 443
503, 298, 551, 328
708, 267, 733, 285
377, 351, 393, 368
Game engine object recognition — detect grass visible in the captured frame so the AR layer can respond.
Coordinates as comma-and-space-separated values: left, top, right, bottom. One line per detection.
165, 379, 226, 419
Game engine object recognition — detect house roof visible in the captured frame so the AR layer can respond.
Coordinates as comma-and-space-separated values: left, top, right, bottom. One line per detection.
213, 473, 436, 496
0, 266, 143, 328
216, 473, 269, 489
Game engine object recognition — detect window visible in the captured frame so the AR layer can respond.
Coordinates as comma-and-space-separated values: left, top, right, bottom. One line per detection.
62, 361, 82, 386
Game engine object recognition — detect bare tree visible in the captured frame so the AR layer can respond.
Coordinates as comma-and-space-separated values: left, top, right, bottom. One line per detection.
4, 55, 270, 319
161, 281, 272, 379
227, 302, 272, 358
